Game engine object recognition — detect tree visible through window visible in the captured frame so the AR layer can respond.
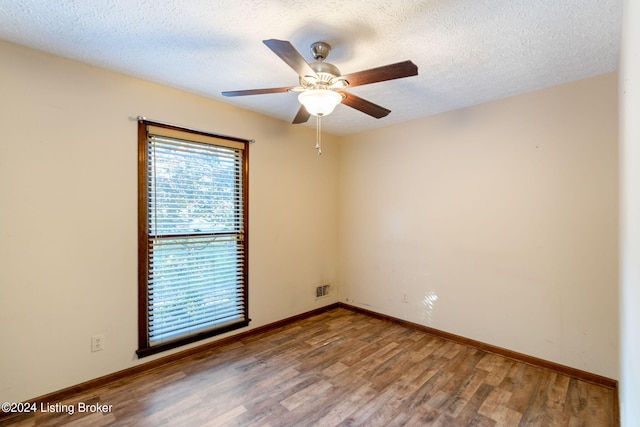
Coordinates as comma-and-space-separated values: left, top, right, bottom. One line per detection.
137, 120, 250, 357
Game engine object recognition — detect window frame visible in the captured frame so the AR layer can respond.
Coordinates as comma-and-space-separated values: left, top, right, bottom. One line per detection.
137, 119, 250, 358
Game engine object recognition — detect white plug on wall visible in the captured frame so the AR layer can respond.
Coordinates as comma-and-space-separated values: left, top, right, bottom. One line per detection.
91, 334, 105, 352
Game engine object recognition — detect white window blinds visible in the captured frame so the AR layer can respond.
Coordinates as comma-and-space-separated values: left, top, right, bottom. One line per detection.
138, 122, 249, 357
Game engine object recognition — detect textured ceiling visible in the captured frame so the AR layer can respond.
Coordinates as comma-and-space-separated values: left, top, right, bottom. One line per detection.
0, 0, 621, 135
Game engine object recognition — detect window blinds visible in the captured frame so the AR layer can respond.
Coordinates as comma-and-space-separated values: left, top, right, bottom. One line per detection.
139, 124, 248, 354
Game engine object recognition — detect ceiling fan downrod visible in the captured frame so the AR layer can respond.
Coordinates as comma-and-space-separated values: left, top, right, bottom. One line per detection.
310, 41, 331, 61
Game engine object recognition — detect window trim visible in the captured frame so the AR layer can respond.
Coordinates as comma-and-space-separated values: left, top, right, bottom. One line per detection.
136, 119, 250, 358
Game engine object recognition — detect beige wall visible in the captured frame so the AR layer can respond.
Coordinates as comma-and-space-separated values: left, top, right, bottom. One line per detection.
338, 73, 619, 379
0, 41, 339, 403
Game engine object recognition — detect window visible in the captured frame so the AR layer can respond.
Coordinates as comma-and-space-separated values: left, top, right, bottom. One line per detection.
137, 120, 250, 357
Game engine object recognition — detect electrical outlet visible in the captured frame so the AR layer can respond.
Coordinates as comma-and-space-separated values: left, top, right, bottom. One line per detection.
91, 334, 105, 352
402, 292, 409, 303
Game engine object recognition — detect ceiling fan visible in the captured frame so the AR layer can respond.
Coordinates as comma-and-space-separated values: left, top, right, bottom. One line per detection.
222, 39, 419, 124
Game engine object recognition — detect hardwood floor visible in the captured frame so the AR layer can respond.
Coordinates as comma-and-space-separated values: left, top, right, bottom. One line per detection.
1, 308, 616, 426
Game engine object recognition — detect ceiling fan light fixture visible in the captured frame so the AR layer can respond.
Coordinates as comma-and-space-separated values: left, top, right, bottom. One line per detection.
298, 89, 342, 116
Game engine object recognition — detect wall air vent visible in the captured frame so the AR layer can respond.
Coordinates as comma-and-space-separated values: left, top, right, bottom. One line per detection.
316, 284, 330, 298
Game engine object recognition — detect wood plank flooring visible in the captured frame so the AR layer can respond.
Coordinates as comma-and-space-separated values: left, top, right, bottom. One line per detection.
1, 308, 616, 426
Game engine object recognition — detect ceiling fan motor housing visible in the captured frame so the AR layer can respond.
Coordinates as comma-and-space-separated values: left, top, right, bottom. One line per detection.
310, 62, 341, 81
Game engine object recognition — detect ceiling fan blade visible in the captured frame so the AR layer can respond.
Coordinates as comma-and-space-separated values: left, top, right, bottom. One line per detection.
341, 60, 418, 87
292, 105, 311, 124
340, 92, 391, 119
222, 87, 292, 97
263, 39, 318, 78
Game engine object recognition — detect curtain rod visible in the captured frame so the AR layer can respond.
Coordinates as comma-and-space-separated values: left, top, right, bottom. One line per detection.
137, 116, 255, 144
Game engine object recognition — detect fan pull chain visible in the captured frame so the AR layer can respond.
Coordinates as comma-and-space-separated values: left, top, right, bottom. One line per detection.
316, 114, 322, 155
